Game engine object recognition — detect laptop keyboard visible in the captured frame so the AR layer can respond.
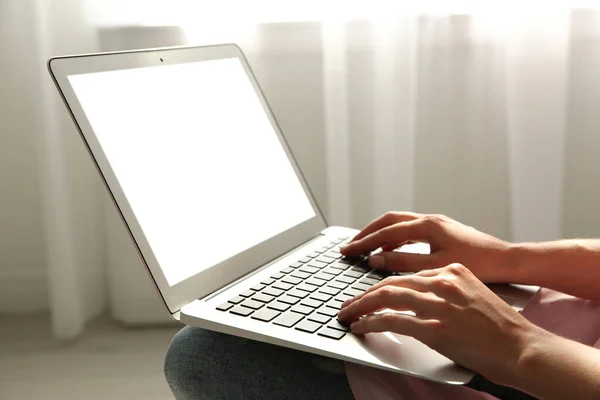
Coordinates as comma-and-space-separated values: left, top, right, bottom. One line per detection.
216, 236, 391, 341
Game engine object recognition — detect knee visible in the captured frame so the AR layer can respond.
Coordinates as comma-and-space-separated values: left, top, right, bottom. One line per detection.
164, 326, 210, 399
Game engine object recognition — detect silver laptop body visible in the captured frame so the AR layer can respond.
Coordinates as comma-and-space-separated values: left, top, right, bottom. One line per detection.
48, 44, 538, 385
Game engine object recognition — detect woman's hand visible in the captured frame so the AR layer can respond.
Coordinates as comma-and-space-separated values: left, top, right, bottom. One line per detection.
337, 263, 544, 385
341, 212, 516, 283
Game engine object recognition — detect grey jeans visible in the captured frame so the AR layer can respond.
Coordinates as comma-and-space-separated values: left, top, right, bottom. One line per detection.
164, 326, 356, 400
164, 327, 537, 400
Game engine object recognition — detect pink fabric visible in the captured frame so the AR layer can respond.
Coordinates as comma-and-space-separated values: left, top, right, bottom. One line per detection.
345, 288, 600, 399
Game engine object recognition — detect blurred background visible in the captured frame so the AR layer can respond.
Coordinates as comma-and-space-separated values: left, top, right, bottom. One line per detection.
1, 1, 600, 398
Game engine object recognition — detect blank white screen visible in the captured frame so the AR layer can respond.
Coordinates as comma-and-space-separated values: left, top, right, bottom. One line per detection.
68, 58, 316, 286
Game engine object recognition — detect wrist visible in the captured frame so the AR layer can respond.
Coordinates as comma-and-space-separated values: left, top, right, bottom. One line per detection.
511, 326, 557, 395
506, 240, 587, 285
491, 240, 524, 283
504, 242, 530, 284
492, 321, 551, 388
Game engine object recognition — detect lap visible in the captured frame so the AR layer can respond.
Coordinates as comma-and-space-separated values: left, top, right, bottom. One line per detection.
164, 326, 355, 400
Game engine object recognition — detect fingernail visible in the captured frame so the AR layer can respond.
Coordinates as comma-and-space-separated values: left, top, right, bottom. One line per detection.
369, 254, 385, 269
350, 322, 359, 332
341, 299, 351, 308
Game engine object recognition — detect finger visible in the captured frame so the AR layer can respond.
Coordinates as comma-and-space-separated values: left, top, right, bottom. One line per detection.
338, 286, 440, 323
346, 212, 421, 245
350, 313, 432, 337
381, 241, 422, 252
342, 274, 435, 309
342, 218, 434, 256
368, 251, 441, 273
415, 268, 441, 278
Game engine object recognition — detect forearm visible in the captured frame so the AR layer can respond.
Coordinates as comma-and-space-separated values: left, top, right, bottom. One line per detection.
507, 239, 600, 301
507, 328, 600, 400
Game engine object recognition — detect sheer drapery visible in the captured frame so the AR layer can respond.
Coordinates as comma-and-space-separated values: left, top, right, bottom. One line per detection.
6, 2, 600, 339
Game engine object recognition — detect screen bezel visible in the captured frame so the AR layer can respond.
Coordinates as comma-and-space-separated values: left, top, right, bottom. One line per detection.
48, 44, 327, 314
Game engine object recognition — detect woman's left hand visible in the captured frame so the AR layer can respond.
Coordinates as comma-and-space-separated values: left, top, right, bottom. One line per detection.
337, 263, 545, 385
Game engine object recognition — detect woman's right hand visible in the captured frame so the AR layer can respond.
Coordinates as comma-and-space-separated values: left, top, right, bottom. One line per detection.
340, 212, 517, 283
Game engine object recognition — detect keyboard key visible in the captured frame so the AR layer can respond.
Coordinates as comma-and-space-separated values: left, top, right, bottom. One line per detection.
280, 267, 294, 274
334, 293, 354, 303
330, 262, 351, 271
295, 320, 321, 333
307, 252, 320, 259
288, 289, 309, 299
322, 268, 343, 276
253, 293, 274, 303
267, 301, 291, 312
263, 287, 284, 297
241, 299, 264, 310
216, 302, 234, 311
230, 305, 254, 317
351, 264, 370, 274
291, 271, 311, 280
328, 320, 350, 332
317, 306, 339, 318
323, 252, 342, 260
272, 282, 294, 291
301, 298, 323, 309
344, 288, 364, 298
326, 300, 342, 310
305, 278, 326, 287
368, 270, 391, 280
298, 257, 311, 264
228, 296, 244, 305
314, 272, 334, 282
320, 286, 341, 296
344, 270, 364, 279
352, 283, 371, 292
297, 283, 317, 293
299, 266, 320, 275
318, 327, 346, 340
339, 257, 360, 265
271, 273, 285, 280
366, 273, 384, 281
336, 276, 356, 285
308, 313, 331, 324
273, 312, 304, 328
289, 261, 303, 269
251, 308, 281, 322
360, 277, 380, 286
327, 281, 347, 291
291, 305, 314, 315
251, 284, 266, 291
308, 260, 329, 269
315, 247, 329, 254
262, 278, 276, 285
278, 295, 300, 305
315, 256, 334, 264
282, 276, 303, 285
239, 290, 255, 298
310, 292, 332, 302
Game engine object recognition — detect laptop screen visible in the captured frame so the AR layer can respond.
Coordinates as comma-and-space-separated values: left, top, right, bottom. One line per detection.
68, 58, 316, 286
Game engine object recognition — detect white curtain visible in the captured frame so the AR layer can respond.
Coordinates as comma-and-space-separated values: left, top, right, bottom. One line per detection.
4, 1, 600, 339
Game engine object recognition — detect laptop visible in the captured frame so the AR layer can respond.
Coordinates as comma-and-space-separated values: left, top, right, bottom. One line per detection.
48, 44, 538, 385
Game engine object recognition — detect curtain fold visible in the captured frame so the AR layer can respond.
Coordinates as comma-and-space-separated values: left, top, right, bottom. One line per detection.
11, 3, 600, 338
